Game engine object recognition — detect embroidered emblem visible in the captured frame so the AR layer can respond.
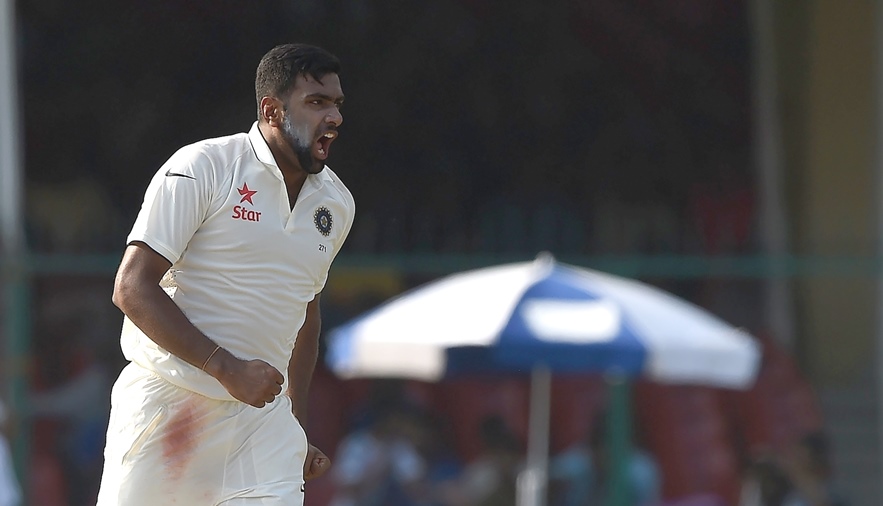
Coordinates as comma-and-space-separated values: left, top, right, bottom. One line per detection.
238, 182, 257, 205
314, 206, 333, 236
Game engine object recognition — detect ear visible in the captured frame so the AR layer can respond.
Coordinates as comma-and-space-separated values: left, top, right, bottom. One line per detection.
260, 97, 284, 127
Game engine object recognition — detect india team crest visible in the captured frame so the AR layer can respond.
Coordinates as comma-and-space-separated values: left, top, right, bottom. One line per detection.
314, 206, 333, 236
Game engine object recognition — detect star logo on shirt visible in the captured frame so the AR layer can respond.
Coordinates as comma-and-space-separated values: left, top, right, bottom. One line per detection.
238, 182, 257, 205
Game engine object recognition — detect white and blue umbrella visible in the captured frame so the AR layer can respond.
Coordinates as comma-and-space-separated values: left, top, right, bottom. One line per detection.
327, 254, 759, 387
325, 254, 761, 506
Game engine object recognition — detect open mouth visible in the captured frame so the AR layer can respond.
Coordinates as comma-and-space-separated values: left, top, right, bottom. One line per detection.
315, 131, 337, 159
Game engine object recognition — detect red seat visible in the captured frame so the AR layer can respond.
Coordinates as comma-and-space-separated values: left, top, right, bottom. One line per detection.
29, 452, 68, 506
548, 374, 606, 453
635, 382, 740, 504
304, 474, 336, 506
725, 335, 824, 453
306, 365, 348, 454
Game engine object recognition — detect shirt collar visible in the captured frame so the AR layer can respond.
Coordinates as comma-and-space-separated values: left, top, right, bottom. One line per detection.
248, 122, 280, 170
247, 121, 333, 186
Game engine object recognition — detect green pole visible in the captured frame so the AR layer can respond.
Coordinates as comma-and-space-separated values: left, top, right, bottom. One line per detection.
605, 376, 632, 506
4, 254, 30, 501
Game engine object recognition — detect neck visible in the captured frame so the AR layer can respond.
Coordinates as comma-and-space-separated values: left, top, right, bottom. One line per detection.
258, 121, 309, 195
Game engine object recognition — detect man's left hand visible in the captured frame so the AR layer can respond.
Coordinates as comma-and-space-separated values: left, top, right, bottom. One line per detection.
304, 444, 331, 481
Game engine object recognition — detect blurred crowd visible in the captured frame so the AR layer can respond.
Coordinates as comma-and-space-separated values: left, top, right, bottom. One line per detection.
0, 368, 850, 506
1, 292, 847, 506
739, 433, 848, 506
306, 367, 846, 506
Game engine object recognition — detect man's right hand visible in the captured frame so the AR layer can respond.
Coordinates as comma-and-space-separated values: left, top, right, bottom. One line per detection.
205, 349, 284, 408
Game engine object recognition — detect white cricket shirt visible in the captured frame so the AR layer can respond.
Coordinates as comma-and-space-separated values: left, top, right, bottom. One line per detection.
121, 122, 355, 401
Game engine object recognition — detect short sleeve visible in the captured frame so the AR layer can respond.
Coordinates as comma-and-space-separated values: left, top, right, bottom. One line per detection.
127, 145, 216, 264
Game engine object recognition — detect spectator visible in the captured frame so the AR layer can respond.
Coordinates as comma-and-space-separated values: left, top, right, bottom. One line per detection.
409, 413, 465, 506
739, 432, 848, 506
778, 432, 848, 506
30, 338, 112, 505
548, 413, 660, 506
330, 399, 427, 506
457, 415, 523, 506
740, 454, 791, 506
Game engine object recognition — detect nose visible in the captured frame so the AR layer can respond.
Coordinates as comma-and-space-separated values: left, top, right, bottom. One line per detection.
326, 107, 343, 127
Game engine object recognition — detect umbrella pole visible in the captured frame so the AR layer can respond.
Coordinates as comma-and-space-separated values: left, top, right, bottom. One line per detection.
605, 375, 633, 506
517, 363, 552, 506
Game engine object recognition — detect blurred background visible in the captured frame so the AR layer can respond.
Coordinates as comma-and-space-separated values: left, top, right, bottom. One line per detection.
0, 0, 879, 505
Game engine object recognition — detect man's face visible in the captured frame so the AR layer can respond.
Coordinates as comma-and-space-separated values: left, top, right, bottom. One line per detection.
280, 73, 344, 175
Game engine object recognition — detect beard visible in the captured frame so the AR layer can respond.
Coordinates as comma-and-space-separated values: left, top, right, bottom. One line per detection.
282, 113, 324, 174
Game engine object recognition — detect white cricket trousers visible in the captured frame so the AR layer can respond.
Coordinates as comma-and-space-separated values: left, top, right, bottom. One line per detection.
97, 362, 308, 505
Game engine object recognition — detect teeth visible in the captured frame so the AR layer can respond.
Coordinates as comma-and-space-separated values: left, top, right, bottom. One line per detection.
324, 133, 334, 138
318, 148, 326, 155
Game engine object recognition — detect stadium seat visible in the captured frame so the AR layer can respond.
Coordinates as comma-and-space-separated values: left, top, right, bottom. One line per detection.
635, 382, 741, 504
306, 365, 348, 455
548, 374, 606, 453
724, 334, 824, 453
304, 474, 335, 506
29, 452, 68, 506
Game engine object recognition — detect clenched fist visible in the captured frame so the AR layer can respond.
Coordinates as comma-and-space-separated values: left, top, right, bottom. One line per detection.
205, 348, 284, 407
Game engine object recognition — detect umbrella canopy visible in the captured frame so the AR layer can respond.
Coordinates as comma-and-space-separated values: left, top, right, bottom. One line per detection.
327, 254, 761, 388
326, 254, 762, 506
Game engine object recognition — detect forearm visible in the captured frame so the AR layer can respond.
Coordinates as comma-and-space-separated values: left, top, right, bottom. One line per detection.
113, 245, 283, 410
287, 299, 321, 423
114, 272, 230, 377
287, 331, 318, 422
